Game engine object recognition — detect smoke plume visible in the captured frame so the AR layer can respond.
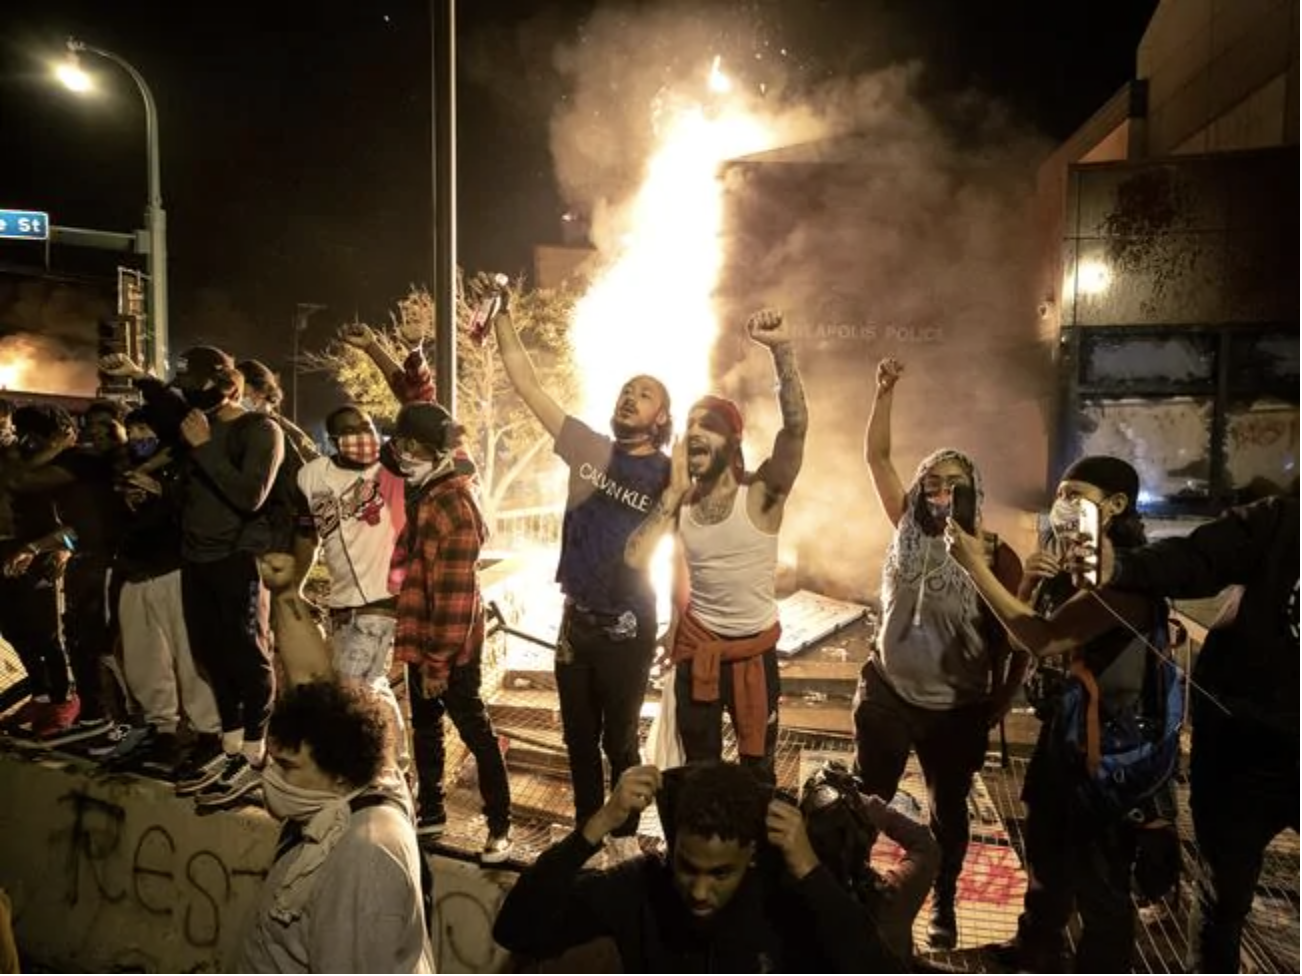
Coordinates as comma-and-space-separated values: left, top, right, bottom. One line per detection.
548, 2, 1054, 599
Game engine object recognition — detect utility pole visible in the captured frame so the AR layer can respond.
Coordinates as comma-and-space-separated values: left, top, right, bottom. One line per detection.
432, 0, 457, 413
293, 303, 326, 424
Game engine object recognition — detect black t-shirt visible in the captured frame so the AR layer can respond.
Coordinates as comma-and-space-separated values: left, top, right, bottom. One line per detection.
553, 417, 671, 615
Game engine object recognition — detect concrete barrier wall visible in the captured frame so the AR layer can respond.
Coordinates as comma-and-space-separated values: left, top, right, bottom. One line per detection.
0, 751, 514, 973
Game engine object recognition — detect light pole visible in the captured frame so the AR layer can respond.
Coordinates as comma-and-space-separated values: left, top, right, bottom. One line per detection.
58, 37, 169, 379
293, 303, 326, 425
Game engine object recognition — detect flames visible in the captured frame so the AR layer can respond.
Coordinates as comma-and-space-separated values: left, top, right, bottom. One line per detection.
0, 348, 32, 392
568, 58, 780, 425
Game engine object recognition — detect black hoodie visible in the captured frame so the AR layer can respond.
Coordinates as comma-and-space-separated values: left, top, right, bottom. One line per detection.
1111, 495, 1299, 739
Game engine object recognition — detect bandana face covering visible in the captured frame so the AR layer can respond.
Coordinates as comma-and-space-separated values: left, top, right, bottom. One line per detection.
398, 452, 435, 483
925, 498, 951, 524
262, 763, 346, 822
337, 432, 380, 466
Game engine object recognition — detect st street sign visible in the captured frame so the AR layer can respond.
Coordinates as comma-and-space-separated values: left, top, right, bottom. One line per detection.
0, 209, 49, 241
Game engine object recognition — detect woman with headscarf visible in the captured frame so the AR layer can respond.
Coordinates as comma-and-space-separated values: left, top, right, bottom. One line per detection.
859, 357, 1026, 950
945, 454, 1174, 973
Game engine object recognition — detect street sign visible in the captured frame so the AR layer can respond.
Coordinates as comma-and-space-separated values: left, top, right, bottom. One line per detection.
0, 209, 50, 241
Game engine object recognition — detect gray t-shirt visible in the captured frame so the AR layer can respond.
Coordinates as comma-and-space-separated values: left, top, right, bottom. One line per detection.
876, 536, 992, 709
181, 412, 284, 563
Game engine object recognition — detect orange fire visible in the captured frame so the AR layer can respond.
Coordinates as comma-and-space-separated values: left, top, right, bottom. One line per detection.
569, 58, 782, 423
0, 351, 30, 392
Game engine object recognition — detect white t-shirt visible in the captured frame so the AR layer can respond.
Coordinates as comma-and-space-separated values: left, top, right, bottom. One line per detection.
298, 456, 404, 608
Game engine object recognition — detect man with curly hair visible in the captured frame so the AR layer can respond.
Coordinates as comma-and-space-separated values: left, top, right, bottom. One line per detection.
243, 554, 432, 973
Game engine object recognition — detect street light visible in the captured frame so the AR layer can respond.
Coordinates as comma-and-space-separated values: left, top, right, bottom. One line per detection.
57, 37, 169, 380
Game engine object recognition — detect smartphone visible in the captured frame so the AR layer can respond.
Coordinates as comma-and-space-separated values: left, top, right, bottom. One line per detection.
1076, 497, 1101, 587
951, 483, 978, 535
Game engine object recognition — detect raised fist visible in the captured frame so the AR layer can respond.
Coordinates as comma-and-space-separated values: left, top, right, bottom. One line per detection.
875, 358, 904, 394
339, 322, 378, 349
746, 308, 792, 347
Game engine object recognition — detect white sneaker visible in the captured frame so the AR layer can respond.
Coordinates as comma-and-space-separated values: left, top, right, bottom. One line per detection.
481, 830, 512, 866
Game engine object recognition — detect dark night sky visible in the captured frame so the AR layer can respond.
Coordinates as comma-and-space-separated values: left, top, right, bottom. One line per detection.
0, 0, 1157, 413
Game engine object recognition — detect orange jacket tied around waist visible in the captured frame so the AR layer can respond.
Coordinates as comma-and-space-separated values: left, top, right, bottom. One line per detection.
671, 610, 781, 759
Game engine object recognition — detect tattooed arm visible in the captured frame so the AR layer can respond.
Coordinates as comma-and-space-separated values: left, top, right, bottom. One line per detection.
747, 310, 808, 511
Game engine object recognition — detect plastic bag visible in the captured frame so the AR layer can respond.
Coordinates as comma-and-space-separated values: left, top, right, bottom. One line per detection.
647, 672, 685, 769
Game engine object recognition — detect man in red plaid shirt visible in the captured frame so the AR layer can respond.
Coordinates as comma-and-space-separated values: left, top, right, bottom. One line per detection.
388, 401, 512, 864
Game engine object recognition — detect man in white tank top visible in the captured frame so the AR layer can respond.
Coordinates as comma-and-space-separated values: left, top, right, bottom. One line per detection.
626, 309, 808, 782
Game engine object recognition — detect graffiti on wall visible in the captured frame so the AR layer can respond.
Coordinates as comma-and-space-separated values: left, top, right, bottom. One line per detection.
53, 789, 268, 951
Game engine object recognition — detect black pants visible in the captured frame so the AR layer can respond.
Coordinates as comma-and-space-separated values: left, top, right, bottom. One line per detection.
0, 569, 70, 702
181, 552, 274, 742
676, 647, 781, 783
1016, 728, 1137, 972
408, 658, 511, 833
1187, 706, 1298, 973
554, 606, 655, 835
62, 555, 113, 722
853, 661, 988, 897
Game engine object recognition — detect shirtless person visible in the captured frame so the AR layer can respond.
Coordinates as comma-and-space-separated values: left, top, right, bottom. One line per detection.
626, 309, 808, 782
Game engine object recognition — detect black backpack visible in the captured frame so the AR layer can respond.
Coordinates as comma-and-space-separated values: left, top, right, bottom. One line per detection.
226, 412, 314, 553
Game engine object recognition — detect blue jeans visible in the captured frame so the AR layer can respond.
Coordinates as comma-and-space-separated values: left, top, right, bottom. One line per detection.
330, 611, 408, 768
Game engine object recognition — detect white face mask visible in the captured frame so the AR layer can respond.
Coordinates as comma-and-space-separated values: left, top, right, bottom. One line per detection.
397, 451, 435, 483
261, 763, 346, 822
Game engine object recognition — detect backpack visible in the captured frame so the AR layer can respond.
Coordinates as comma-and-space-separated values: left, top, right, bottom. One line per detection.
227, 412, 314, 553
1056, 611, 1185, 826
275, 792, 434, 922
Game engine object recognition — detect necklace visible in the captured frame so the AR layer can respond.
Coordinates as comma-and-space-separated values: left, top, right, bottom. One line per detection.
912, 537, 949, 627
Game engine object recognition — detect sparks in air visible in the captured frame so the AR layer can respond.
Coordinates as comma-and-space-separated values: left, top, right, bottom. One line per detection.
708, 55, 732, 95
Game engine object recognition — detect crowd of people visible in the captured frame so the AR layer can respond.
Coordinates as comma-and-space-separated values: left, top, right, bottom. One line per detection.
0, 298, 1295, 973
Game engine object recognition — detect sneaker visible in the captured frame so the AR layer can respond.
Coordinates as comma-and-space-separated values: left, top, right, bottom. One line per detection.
38, 715, 116, 749
927, 897, 958, 950
1, 698, 45, 733
194, 755, 261, 808
175, 746, 232, 796
88, 723, 153, 760
415, 807, 447, 839
481, 829, 512, 865
31, 695, 81, 739
133, 732, 183, 778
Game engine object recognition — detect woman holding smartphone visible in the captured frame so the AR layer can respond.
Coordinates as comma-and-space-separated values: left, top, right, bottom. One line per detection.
945, 455, 1167, 973
859, 358, 1026, 949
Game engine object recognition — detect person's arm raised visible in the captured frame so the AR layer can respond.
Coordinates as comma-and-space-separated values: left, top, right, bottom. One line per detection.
865, 358, 907, 526
491, 308, 566, 438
